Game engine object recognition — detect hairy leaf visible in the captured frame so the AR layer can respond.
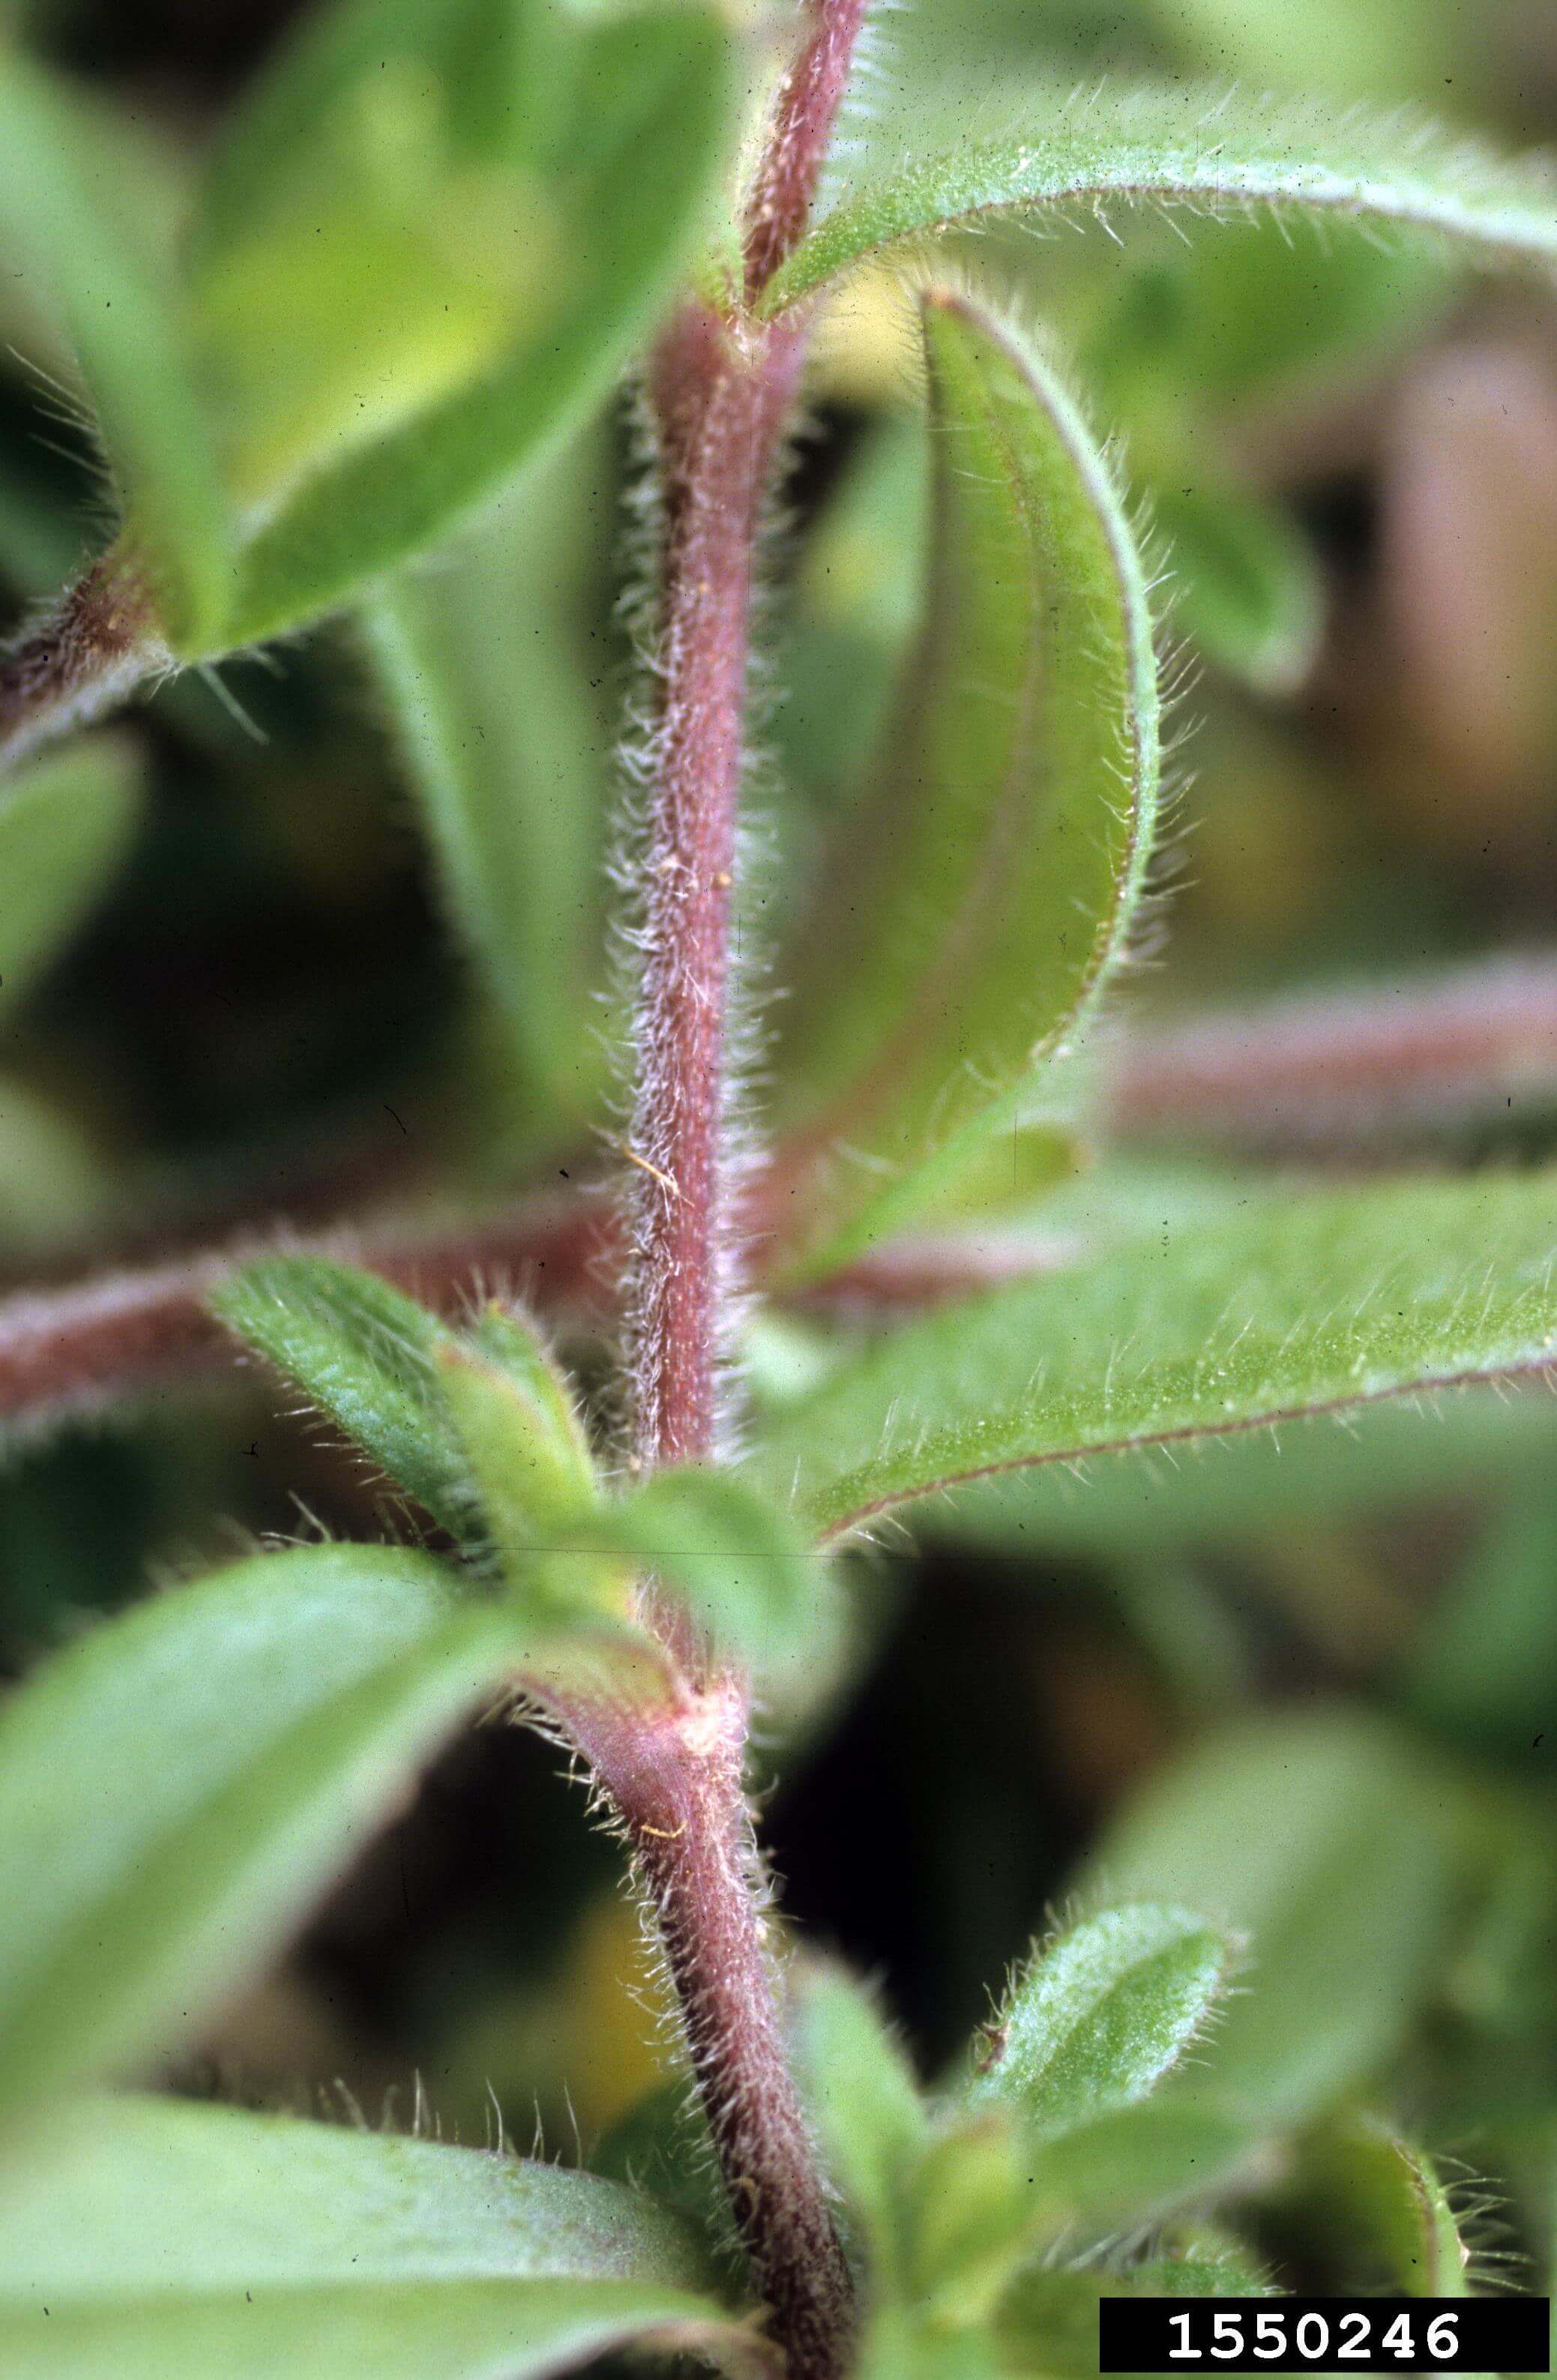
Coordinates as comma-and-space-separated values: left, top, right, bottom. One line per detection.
1289, 2115, 1471, 2296
0, 1545, 520, 2133
210, 1254, 476, 1539
966, 1906, 1235, 2145
776, 292, 1157, 1273
436, 1308, 597, 1564
762, 85, 1557, 319
0, 2095, 757, 2380
1009, 2098, 1263, 2233
0, 736, 143, 1025
207, 2, 734, 648
747, 1170, 1557, 1540
1082, 1710, 1455, 2123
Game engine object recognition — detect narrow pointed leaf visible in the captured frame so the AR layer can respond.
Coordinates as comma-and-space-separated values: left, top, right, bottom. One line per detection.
0, 56, 231, 650
777, 292, 1157, 1271
747, 1170, 1557, 1540
0, 735, 143, 1025
210, 1254, 478, 1539
209, 3, 734, 648
0, 1544, 521, 2133
792, 1965, 927, 2286
363, 448, 611, 1136
761, 85, 1557, 320
1289, 2115, 1472, 2296
1082, 1711, 1456, 2123
0, 2096, 761, 2380
966, 1905, 1235, 2145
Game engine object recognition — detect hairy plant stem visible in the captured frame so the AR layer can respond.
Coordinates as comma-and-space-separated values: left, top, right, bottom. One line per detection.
611, 7, 870, 2371
0, 549, 169, 773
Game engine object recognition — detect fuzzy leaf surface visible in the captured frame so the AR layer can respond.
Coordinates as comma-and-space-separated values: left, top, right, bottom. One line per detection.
777, 292, 1157, 1271
1082, 1710, 1455, 2123
762, 85, 1557, 319
1289, 2115, 1471, 2296
0, 57, 231, 648
210, 1254, 477, 1538
748, 1170, 1557, 1540
0, 738, 143, 1025
0, 1545, 520, 2134
0, 2095, 756, 2380
209, 1, 734, 648
966, 1905, 1235, 2145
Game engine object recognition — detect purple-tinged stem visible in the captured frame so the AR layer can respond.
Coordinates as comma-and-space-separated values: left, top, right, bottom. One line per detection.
0, 550, 168, 773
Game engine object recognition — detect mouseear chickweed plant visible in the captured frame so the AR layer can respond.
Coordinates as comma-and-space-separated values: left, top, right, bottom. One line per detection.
4, 1, 1557, 2376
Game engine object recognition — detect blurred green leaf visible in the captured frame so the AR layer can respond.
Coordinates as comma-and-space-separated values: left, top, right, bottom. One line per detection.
0, 1544, 519, 2134
208, 0, 735, 648
996, 2253, 1271, 2378
0, 2095, 754, 2380
905, 2116, 1029, 2326
748, 1171, 1557, 1540
1400, 1474, 1557, 1754
591, 1465, 831, 1681
0, 735, 143, 1025
210, 1253, 478, 1540
0, 56, 232, 648
792, 1964, 927, 2289
1007, 2097, 1263, 2232
1150, 475, 1323, 694
762, 85, 1557, 320
1289, 2115, 1471, 2295
965, 1905, 1235, 2144
777, 291, 1158, 1272
1082, 1710, 1455, 2123
364, 442, 611, 1141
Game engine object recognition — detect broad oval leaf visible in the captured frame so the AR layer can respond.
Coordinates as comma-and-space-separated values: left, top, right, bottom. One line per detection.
200, 1, 735, 651
747, 1169, 1557, 1541
0, 1543, 522, 2135
0, 736, 143, 1026
1082, 1710, 1455, 2124
761, 85, 1557, 320
0, 57, 232, 651
965, 1905, 1235, 2145
774, 290, 1158, 1274
0, 2094, 761, 2380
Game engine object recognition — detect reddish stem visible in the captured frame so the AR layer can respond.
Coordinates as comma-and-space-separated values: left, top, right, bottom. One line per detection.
618, 7, 870, 2369
0, 550, 168, 773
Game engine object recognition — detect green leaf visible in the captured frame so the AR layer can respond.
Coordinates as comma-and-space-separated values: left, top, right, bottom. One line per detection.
0, 2095, 759, 2380
1006, 2097, 1264, 2233
0, 736, 143, 1025
591, 1466, 831, 1681
965, 1906, 1235, 2145
996, 2255, 1271, 2379
435, 1304, 597, 1561
0, 1543, 521, 2134
205, 1, 735, 649
1081, 1709, 1456, 2124
0, 56, 232, 650
1288, 2115, 1472, 2296
792, 1964, 927, 2289
905, 2116, 1029, 2326
775, 291, 1158, 1273
210, 1253, 478, 1540
746, 1169, 1557, 1541
1148, 475, 1323, 695
761, 85, 1557, 320
362, 439, 612, 1139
